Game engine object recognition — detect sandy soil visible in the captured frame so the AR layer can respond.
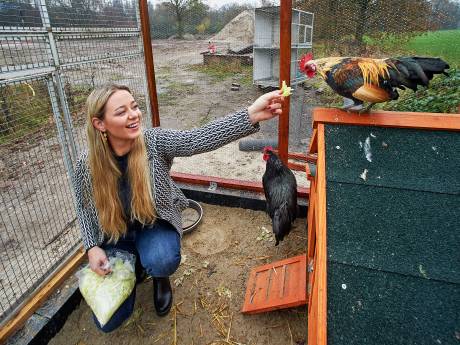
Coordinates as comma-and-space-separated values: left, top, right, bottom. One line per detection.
1, 38, 313, 326
49, 203, 308, 345
150, 40, 313, 188
171, 140, 309, 187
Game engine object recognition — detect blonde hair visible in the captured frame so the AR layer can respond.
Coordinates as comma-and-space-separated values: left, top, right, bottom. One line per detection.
86, 84, 156, 242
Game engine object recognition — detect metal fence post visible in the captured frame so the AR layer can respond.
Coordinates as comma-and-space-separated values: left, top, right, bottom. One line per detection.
37, 0, 78, 164
46, 76, 76, 185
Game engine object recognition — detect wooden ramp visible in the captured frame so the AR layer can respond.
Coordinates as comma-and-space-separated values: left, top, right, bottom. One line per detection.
241, 254, 307, 314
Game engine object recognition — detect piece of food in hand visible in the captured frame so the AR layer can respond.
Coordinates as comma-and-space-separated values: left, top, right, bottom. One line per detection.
262, 147, 297, 246
280, 80, 292, 97
298, 53, 449, 113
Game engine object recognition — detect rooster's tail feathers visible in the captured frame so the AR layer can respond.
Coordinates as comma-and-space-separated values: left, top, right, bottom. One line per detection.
411, 57, 450, 73
387, 56, 449, 90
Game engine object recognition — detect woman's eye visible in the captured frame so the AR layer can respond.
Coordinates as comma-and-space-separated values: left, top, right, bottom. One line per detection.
133, 104, 139, 109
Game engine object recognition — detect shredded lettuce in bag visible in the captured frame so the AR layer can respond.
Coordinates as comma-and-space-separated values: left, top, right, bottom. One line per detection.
77, 250, 136, 326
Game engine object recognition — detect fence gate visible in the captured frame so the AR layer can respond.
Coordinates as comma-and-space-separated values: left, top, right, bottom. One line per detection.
0, 0, 150, 329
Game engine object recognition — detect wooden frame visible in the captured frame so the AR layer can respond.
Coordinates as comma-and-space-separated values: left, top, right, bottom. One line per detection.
0, 247, 86, 343
313, 108, 460, 131
306, 124, 327, 345
139, 0, 160, 127
278, 0, 292, 164
307, 107, 460, 345
241, 254, 307, 314
171, 172, 309, 199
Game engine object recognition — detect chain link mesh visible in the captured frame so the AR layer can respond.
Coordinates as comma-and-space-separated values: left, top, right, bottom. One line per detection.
0, 0, 149, 326
1, 0, 458, 330
150, 1, 309, 188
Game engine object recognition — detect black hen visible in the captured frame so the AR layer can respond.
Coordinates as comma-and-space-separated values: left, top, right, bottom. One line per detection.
262, 147, 297, 246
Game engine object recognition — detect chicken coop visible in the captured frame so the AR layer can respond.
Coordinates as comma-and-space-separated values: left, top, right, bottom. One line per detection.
307, 109, 460, 345
2, 0, 459, 343
253, 6, 313, 88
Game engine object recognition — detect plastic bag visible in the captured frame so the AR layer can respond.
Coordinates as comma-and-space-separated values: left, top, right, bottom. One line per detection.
77, 249, 136, 326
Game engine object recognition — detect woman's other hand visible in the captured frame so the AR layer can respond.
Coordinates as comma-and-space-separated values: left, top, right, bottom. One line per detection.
248, 90, 285, 125
87, 246, 112, 276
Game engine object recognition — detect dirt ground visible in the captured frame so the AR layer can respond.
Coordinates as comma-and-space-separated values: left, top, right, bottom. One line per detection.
1, 38, 314, 326
49, 203, 308, 345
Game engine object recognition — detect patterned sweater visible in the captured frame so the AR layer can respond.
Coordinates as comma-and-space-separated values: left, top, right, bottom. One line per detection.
73, 109, 259, 250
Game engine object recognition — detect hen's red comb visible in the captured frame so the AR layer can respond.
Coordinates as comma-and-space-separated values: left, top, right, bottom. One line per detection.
299, 53, 313, 72
263, 146, 274, 153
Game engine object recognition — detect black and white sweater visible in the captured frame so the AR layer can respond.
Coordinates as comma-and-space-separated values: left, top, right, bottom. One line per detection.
73, 109, 260, 250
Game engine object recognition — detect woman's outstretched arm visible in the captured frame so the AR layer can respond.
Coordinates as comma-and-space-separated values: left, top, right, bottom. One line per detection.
149, 90, 284, 158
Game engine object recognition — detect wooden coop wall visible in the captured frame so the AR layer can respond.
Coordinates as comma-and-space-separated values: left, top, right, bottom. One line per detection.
307, 109, 460, 345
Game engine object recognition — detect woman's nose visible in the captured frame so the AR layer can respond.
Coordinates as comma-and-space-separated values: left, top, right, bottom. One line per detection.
128, 109, 138, 119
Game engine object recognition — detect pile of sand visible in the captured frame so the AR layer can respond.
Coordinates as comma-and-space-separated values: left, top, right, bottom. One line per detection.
210, 10, 254, 52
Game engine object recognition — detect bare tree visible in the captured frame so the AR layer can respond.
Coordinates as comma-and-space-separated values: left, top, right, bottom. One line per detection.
430, 0, 460, 29
298, 0, 434, 52
167, 0, 191, 38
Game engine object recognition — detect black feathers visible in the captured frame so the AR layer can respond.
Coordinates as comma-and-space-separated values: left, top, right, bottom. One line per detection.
262, 150, 297, 246
386, 56, 450, 91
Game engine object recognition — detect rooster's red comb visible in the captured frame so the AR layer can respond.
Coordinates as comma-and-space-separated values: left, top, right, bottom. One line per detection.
299, 53, 313, 72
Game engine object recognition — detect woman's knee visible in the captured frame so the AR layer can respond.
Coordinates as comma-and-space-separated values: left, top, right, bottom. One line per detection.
142, 249, 181, 277
136, 222, 181, 277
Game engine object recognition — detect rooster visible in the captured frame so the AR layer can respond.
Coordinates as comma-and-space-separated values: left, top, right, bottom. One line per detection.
299, 53, 449, 112
262, 147, 297, 246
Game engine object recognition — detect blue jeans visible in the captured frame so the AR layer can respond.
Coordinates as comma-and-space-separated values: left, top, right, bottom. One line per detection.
93, 219, 181, 333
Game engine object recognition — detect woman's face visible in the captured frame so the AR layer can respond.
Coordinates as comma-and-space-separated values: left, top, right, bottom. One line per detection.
97, 89, 142, 144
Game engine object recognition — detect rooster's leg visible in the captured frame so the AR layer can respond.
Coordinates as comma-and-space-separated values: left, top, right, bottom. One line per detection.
341, 97, 364, 112
358, 103, 375, 114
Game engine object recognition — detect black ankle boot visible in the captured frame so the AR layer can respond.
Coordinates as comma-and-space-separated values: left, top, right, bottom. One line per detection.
153, 277, 172, 317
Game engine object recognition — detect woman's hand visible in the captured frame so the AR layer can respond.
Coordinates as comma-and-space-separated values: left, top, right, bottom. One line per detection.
248, 90, 285, 125
87, 246, 112, 276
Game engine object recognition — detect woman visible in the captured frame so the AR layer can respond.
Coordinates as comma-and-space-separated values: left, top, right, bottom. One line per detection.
74, 83, 284, 332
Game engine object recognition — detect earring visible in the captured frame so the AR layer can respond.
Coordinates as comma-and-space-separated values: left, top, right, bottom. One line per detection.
100, 131, 107, 143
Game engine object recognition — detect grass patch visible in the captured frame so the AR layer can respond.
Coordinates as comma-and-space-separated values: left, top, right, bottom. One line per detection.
108, 72, 127, 82
189, 61, 253, 86
68, 84, 93, 105
363, 30, 460, 67
0, 82, 53, 145
406, 30, 460, 67
159, 66, 173, 74
377, 68, 460, 113
158, 81, 196, 106
65, 83, 93, 126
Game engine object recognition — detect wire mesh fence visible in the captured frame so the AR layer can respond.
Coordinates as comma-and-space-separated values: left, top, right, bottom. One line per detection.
150, 1, 311, 188
294, 0, 459, 113
1, 0, 458, 335
0, 75, 80, 324
1, 34, 52, 72
151, 0, 458, 186
0, 0, 149, 327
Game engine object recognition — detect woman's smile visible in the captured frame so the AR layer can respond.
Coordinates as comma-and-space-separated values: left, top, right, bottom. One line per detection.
96, 89, 143, 155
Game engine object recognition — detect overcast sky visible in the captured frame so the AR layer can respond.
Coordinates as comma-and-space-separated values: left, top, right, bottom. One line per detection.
203, 0, 258, 8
